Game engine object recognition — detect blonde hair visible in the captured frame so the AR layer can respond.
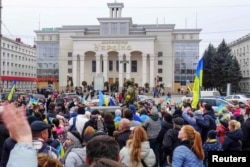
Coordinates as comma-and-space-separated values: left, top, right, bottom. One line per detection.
127, 126, 148, 167
229, 120, 241, 130
182, 125, 204, 160
37, 153, 63, 167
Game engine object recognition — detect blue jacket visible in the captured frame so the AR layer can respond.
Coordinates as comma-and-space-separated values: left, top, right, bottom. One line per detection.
182, 110, 203, 134
7, 143, 37, 167
172, 142, 203, 167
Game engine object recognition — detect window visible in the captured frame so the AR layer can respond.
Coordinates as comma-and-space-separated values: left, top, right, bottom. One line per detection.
131, 60, 137, 72
158, 52, 163, 57
120, 23, 127, 34
68, 60, 72, 65
68, 52, 72, 57
116, 60, 119, 72
123, 63, 126, 73
109, 60, 113, 71
158, 60, 163, 65
68, 69, 72, 73
111, 23, 118, 35
92, 60, 96, 72
158, 69, 163, 73
102, 23, 109, 35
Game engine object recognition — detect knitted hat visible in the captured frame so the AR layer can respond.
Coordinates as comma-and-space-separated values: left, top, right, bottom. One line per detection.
173, 117, 184, 126
115, 109, 122, 117
207, 130, 217, 139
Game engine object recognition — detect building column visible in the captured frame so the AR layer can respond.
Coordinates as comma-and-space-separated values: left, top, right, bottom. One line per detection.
72, 54, 78, 88
103, 54, 108, 82
96, 54, 101, 75
126, 54, 131, 79
80, 55, 85, 85
142, 54, 147, 87
118, 54, 123, 91
149, 55, 155, 90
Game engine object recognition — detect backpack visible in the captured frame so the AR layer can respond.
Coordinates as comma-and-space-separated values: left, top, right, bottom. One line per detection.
69, 117, 77, 131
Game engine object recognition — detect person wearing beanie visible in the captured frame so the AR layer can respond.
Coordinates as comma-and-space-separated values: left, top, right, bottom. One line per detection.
114, 109, 122, 130
129, 104, 142, 122
62, 131, 86, 167
203, 130, 223, 167
143, 106, 161, 167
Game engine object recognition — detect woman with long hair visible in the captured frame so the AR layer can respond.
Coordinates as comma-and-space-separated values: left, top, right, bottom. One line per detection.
171, 125, 204, 167
119, 126, 155, 167
62, 131, 86, 167
222, 120, 243, 151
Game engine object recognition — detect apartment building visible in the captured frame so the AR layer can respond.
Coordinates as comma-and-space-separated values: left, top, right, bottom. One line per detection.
0, 37, 37, 92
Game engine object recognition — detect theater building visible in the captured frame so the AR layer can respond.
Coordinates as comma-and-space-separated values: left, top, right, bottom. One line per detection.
35, 2, 201, 92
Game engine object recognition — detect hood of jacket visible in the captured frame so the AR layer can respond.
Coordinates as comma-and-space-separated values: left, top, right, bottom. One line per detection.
227, 129, 243, 141
149, 114, 159, 121
204, 110, 216, 120
70, 147, 86, 158
140, 141, 152, 158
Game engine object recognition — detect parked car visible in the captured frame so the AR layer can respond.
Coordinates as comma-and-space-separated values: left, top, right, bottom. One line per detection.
199, 97, 234, 111
182, 91, 221, 101
56, 92, 81, 106
224, 94, 250, 106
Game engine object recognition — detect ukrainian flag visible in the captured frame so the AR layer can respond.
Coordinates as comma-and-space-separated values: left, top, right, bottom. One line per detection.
164, 96, 171, 103
29, 97, 38, 105
98, 90, 105, 106
7, 81, 16, 101
191, 58, 203, 108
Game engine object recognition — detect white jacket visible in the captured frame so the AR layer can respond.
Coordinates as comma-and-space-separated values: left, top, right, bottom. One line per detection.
119, 141, 156, 167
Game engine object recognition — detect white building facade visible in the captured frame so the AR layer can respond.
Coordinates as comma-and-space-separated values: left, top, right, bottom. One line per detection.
0, 37, 37, 92
229, 34, 250, 92
35, 2, 201, 92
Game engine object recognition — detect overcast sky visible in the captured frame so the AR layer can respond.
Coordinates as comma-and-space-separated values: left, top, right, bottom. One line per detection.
2, 0, 250, 55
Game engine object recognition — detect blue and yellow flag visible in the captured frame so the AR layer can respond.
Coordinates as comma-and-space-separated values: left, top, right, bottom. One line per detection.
29, 97, 38, 105
215, 103, 226, 116
177, 100, 183, 108
7, 81, 16, 101
191, 58, 203, 108
164, 96, 171, 103
98, 90, 105, 106
81, 97, 87, 105
109, 97, 116, 106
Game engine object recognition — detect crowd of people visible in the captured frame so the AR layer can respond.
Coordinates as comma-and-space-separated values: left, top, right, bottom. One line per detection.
0, 89, 250, 167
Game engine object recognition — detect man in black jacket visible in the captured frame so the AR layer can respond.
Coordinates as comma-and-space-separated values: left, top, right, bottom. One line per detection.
162, 117, 184, 166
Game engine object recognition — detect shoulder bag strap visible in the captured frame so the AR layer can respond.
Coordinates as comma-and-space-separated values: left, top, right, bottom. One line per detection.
141, 158, 148, 167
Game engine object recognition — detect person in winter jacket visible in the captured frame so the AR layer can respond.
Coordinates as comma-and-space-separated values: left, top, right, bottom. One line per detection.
119, 126, 156, 167
62, 131, 86, 167
216, 113, 230, 144
161, 117, 184, 167
242, 118, 250, 150
182, 108, 204, 135
171, 125, 204, 167
196, 104, 216, 143
222, 120, 243, 151
143, 107, 161, 167
203, 130, 223, 167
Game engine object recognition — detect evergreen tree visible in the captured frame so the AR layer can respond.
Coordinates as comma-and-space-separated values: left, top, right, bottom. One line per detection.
203, 44, 216, 89
210, 39, 241, 94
